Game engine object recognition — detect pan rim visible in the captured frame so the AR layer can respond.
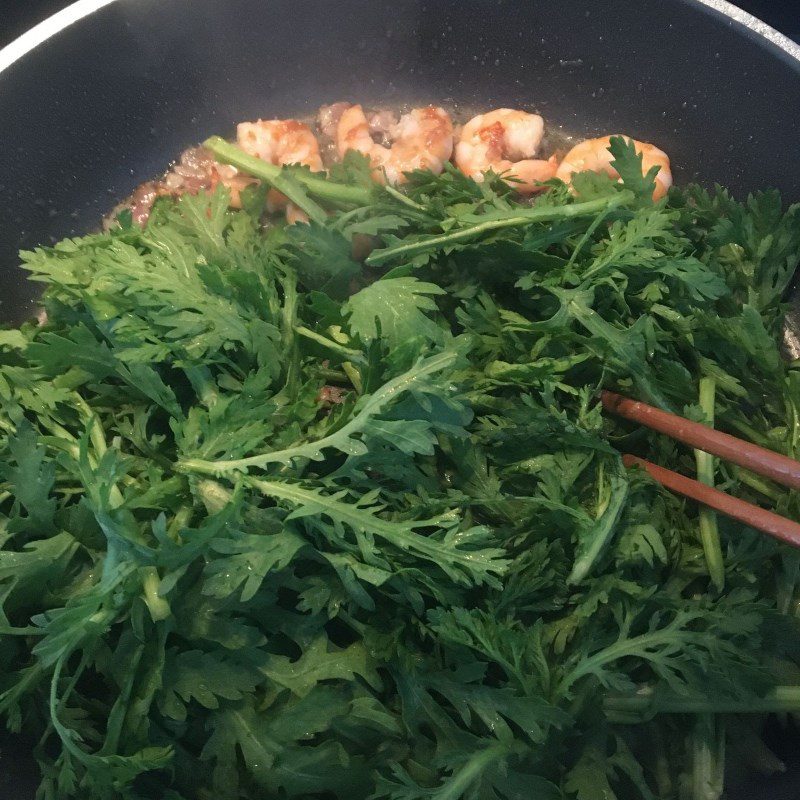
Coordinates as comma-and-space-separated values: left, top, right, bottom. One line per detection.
0, 0, 798, 77
694, 0, 800, 62
0, 0, 117, 73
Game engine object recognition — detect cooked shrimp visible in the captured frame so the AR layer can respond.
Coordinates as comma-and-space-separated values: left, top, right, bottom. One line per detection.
455, 109, 558, 193
366, 108, 400, 147
556, 135, 673, 200
233, 118, 324, 221
317, 103, 350, 141
209, 162, 257, 209
237, 118, 323, 171
336, 104, 453, 184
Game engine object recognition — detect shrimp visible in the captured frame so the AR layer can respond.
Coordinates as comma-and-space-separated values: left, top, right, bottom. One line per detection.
237, 119, 323, 171
556, 135, 673, 200
317, 102, 350, 141
209, 162, 257, 209
455, 109, 558, 193
233, 118, 324, 221
336, 104, 453, 184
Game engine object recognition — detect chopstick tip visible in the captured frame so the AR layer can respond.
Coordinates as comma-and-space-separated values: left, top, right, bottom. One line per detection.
600, 389, 624, 411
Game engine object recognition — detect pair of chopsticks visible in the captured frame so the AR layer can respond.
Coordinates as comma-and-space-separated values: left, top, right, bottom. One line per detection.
601, 391, 800, 547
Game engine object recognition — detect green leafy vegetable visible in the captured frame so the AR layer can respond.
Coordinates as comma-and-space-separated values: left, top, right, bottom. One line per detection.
345, 277, 445, 349
1, 132, 799, 800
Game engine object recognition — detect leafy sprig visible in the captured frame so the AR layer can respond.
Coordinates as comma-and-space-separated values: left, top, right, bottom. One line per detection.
1, 131, 799, 800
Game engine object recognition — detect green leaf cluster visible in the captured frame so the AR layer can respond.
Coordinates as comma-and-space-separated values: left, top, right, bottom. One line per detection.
0, 139, 799, 799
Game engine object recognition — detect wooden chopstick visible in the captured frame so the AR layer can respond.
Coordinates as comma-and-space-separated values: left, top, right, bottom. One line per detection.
623, 455, 800, 548
602, 390, 800, 491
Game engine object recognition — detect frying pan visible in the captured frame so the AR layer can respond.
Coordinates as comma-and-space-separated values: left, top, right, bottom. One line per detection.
1, 1, 800, 797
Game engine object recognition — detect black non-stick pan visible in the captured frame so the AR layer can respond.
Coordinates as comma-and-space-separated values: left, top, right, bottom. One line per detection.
1, 1, 800, 796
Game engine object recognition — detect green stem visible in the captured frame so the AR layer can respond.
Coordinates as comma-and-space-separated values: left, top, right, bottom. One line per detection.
383, 184, 426, 211
294, 325, 366, 364
195, 479, 235, 515
178, 350, 458, 475
728, 418, 773, 448
691, 714, 725, 800
120, 625, 168, 747
74, 395, 106, 459
433, 743, 509, 800
204, 136, 371, 208
204, 139, 329, 220
734, 466, 782, 501
567, 463, 629, 585
140, 567, 171, 622
727, 716, 786, 776
56, 647, 95, 718
167, 505, 194, 538
73, 395, 125, 510
280, 269, 300, 398
365, 191, 633, 266
247, 477, 503, 579
49, 658, 91, 762
331, 206, 367, 230
604, 686, 800, 717
566, 209, 611, 272
317, 368, 349, 383
99, 641, 144, 756
342, 362, 363, 394
786, 388, 800, 458
695, 378, 724, 592
649, 723, 673, 798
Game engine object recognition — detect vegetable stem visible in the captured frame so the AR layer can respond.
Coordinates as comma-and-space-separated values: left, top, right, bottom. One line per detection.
727, 716, 786, 775
140, 567, 171, 622
167, 505, 194, 538
99, 641, 144, 755
74, 394, 125, 510
280, 269, 301, 398
203, 136, 371, 208
365, 191, 633, 265
195, 479, 234, 515
293, 325, 366, 364
567, 462, 629, 584
432, 743, 509, 800
691, 714, 725, 800
247, 477, 506, 581
342, 362, 363, 394
565, 209, 611, 270
695, 378, 725, 591
734, 466, 782, 501
604, 685, 800, 717
178, 350, 458, 475
383, 184, 426, 211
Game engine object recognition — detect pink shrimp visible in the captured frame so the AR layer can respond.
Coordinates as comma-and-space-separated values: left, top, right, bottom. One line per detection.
232, 118, 324, 222
336, 104, 454, 184
455, 109, 558, 193
556, 135, 673, 200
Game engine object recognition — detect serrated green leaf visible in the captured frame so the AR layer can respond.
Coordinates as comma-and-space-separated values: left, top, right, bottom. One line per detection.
158, 649, 262, 720
203, 528, 305, 601
261, 635, 380, 697
345, 277, 445, 350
